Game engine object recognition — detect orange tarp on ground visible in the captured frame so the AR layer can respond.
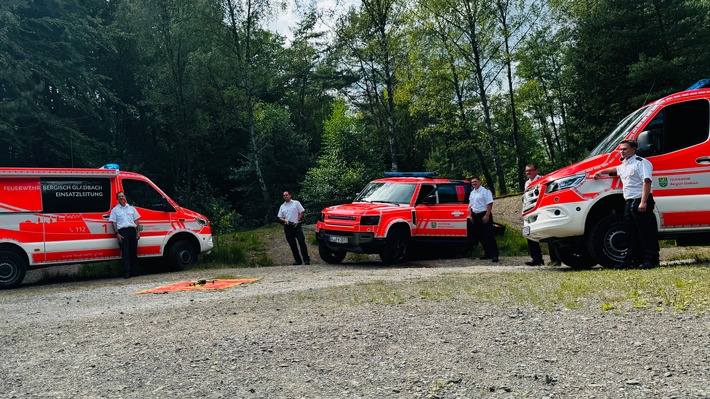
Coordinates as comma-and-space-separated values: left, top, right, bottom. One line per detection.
137, 279, 258, 294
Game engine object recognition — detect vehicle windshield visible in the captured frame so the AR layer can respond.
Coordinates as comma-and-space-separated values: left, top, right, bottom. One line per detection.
587, 106, 650, 157
354, 182, 417, 205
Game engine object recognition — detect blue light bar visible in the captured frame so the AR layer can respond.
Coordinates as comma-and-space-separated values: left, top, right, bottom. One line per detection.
384, 171, 437, 178
686, 79, 710, 91
101, 163, 120, 170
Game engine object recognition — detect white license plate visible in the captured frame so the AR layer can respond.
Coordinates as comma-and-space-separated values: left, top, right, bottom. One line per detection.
521, 226, 530, 237
329, 236, 348, 244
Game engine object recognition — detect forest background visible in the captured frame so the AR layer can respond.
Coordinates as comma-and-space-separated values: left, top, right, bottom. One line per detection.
2, 0, 710, 233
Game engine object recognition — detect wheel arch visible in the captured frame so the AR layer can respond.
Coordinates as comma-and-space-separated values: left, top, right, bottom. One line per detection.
585, 194, 625, 235
383, 220, 411, 238
164, 232, 200, 255
0, 243, 29, 267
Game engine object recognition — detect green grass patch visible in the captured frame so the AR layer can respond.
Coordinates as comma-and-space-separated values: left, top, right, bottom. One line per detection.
202, 224, 280, 267
311, 265, 710, 314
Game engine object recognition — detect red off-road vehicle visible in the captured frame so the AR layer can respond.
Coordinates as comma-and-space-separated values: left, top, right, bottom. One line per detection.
315, 172, 472, 264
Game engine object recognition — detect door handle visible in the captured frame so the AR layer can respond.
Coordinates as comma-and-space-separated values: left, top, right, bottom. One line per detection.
696, 156, 710, 164
102, 214, 110, 219
451, 211, 465, 217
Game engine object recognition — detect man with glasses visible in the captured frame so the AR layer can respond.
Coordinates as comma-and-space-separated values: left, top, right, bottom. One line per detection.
277, 191, 311, 265
523, 163, 561, 266
594, 140, 659, 269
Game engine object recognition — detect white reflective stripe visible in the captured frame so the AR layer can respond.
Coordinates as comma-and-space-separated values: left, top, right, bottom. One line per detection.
655, 195, 710, 213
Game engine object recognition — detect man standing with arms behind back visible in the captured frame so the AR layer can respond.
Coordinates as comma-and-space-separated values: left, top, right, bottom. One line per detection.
277, 191, 311, 265
524, 163, 561, 266
468, 177, 499, 263
109, 191, 141, 279
594, 139, 660, 269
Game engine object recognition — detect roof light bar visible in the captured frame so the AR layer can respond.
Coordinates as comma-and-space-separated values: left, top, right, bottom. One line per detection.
384, 172, 438, 178
686, 79, 710, 91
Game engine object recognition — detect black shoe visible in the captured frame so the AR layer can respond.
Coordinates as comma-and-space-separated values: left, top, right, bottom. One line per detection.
304, 260, 310, 265
638, 261, 659, 269
525, 260, 544, 266
292, 262, 302, 265
492, 257, 499, 263
479, 256, 491, 260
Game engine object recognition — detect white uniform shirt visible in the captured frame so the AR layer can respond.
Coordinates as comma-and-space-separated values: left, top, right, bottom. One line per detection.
278, 200, 305, 223
525, 174, 541, 188
616, 154, 653, 200
109, 204, 140, 229
469, 186, 494, 213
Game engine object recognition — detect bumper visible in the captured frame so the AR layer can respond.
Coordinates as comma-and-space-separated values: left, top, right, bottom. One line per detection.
316, 229, 385, 254
523, 202, 588, 242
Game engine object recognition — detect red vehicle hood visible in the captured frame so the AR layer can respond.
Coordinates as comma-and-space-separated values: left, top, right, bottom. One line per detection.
324, 202, 407, 215
533, 153, 619, 187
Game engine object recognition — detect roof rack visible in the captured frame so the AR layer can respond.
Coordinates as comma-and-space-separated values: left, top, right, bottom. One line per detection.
384, 172, 438, 178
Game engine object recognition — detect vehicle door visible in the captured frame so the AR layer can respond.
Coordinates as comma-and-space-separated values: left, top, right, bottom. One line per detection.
119, 178, 176, 257
41, 177, 117, 263
635, 97, 710, 232
413, 183, 470, 239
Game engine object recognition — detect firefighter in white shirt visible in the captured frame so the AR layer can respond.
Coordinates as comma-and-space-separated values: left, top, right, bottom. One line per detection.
595, 139, 659, 268
109, 191, 141, 278
468, 177, 499, 263
277, 191, 311, 265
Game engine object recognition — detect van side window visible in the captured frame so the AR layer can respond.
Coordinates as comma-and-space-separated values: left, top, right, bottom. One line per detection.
436, 184, 467, 204
640, 99, 709, 156
41, 178, 111, 213
122, 179, 175, 212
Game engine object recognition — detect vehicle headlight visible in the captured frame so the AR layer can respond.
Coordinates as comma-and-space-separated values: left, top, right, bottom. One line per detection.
195, 217, 209, 227
545, 174, 586, 194
360, 215, 380, 226
320, 212, 325, 222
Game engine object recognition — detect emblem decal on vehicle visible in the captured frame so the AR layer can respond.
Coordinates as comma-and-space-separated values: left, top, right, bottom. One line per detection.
659, 177, 668, 187
431, 222, 438, 228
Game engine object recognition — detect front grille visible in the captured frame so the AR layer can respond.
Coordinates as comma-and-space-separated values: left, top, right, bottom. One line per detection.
522, 184, 540, 213
328, 215, 357, 221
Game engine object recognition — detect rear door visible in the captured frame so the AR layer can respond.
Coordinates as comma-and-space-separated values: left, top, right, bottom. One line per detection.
413, 183, 470, 240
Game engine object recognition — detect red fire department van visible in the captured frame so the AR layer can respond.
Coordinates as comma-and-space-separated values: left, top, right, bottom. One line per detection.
315, 172, 471, 264
523, 79, 710, 269
0, 165, 213, 288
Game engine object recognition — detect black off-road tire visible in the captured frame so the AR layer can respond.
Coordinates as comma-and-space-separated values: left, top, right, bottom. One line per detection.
166, 240, 198, 271
319, 243, 347, 264
0, 251, 27, 289
587, 213, 627, 268
379, 228, 410, 264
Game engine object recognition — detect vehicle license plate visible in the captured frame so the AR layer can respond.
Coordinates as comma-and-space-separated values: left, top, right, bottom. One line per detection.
521, 226, 530, 237
329, 235, 348, 244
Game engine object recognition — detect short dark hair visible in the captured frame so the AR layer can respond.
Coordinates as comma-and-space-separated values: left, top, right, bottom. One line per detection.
620, 139, 638, 149
525, 163, 538, 170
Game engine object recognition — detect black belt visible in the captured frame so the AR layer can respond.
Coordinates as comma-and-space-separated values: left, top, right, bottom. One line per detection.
118, 226, 136, 231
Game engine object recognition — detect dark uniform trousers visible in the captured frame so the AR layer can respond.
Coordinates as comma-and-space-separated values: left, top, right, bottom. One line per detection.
624, 194, 660, 264
284, 223, 310, 264
471, 212, 499, 258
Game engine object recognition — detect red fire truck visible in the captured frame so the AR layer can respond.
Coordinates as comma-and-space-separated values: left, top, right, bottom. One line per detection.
523, 79, 710, 268
315, 172, 472, 264
0, 165, 213, 288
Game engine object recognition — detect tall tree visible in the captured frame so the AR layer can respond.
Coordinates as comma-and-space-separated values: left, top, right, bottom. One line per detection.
0, 0, 114, 167
332, 0, 407, 172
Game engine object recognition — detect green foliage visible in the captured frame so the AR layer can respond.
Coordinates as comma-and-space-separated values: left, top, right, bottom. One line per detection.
301, 100, 384, 203
174, 176, 242, 236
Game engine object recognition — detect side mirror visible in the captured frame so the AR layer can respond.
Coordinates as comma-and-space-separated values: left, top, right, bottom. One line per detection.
422, 195, 436, 205
636, 130, 654, 155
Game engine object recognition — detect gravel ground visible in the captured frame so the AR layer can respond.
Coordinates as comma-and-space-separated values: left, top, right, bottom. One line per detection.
2, 197, 709, 399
